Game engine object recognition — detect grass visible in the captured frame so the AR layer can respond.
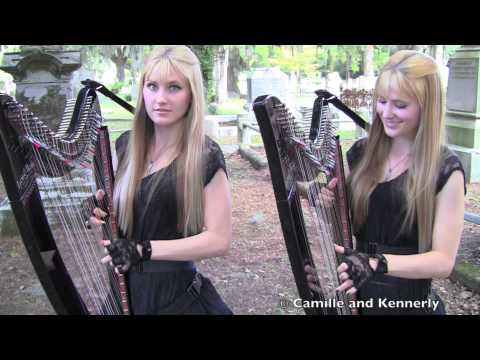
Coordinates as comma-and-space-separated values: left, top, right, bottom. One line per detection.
99, 96, 135, 120
337, 130, 356, 140
98, 95, 133, 144
216, 98, 247, 115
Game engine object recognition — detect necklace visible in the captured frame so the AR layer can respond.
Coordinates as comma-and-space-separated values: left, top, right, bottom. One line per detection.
146, 160, 156, 175
146, 143, 177, 175
384, 152, 411, 181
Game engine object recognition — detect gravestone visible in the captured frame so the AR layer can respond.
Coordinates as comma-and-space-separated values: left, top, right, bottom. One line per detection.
0, 45, 82, 235
445, 45, 480, 183
248, 67, 289, 105
0, 45, 81, 130
326, 72, 342, 96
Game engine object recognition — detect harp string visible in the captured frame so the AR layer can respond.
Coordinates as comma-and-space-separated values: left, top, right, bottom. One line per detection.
274, 102, 350, 314
305, 106, 350, 314
11, 98, 123, 314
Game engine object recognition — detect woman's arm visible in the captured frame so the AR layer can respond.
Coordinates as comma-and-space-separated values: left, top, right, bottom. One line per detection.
148, 168, 232, 261
379, 170, 464, 279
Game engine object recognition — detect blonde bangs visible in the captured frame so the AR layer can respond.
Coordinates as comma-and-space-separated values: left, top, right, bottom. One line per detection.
376, 69, 423, 107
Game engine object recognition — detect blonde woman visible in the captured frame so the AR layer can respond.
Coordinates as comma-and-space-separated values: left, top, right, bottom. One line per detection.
306, 50, 465, 314
90, 46, 232, 314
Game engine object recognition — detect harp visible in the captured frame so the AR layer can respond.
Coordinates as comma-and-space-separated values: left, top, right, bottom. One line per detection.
253, 90, 368, 315
0, 80, 134, 314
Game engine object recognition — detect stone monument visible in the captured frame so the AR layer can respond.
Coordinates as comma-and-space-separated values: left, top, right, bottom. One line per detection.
0, 45, 81, 130
445, 45, 480, 183
0, 45, 82, 236
247, 67, 289, 105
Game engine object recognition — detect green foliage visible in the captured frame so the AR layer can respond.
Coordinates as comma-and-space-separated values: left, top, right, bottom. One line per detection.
99, 97, 134, 120
216, 97, 246, 115
253, 45, 270, 67
188, 45, 216, 102
208, 103, 218, 115
111, 81, 125, 94
67, 45, 110, 77
323, 45, 364, 78
446, 45, 462, 58
270, 46, 320, 78
373, 46, 391, 73
0, 45, 20, 71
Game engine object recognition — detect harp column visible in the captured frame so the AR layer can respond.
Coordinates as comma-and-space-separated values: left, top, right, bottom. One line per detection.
0, 45, 81, 130
446, 45, 480, 183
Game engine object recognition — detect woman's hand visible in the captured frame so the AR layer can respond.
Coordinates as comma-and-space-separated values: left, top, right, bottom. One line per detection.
87, 189, 108, 228
100, 238, 143, 274
334, 245, 378, 295
335, 245, 357, 294
305, 243, 382, 296
320, 178, 337, 207
304, 264, 321, 293
298, 177, 337, 207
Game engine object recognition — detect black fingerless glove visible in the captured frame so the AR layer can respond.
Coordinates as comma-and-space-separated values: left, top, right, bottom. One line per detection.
106, 238, 152, 273
342, 248, 388, 290
106, 238, 139, 273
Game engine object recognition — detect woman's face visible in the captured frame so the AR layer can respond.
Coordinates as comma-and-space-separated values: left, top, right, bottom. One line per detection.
376, 86, 421, 141
143, 67, 192, 128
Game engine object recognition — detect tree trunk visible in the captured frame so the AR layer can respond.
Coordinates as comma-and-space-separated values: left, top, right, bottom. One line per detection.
110, 47, 128, 82
214, 46, 229, 104
227, 46, 244, 96
327, 47, 335, 72
268, 45, 275, 58
245, 45, 255, 65
432, 45, 445, 66
363, 45, 375, 77
130, 45, 147, 103
346, 53, 352, 80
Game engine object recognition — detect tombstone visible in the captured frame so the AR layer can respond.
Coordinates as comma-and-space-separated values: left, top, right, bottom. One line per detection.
439, 65, 449, 90
289, 72, 297, 90
318, 76, 327, 91
205, 115, 220, 141
325, 72, 342, 96
445, 45, 480, 183
357, 75, 376, 90
0, 45, 81, 131
0, 45, 82, 235
248, 67, 289, 105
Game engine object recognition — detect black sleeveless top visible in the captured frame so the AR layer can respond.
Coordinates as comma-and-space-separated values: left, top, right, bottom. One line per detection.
114, 131, 228, 314
345, 138, 466, 314
115, 131, 227, 245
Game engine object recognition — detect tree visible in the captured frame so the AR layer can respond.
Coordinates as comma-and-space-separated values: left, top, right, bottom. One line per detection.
269, 45, 320, 88
227, 46, 247, 96
188, 45, 217, 103
75, 45, 146, 83
102, 46, 135, 82
363, 45, 375, 77
213, 45, 229, 104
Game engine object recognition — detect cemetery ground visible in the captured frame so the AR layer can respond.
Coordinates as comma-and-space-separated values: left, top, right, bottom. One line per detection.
0, 146, 479, 315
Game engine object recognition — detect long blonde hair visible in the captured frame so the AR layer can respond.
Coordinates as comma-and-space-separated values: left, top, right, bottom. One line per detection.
114, 46, 206, 238
347, 50, 446, 253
